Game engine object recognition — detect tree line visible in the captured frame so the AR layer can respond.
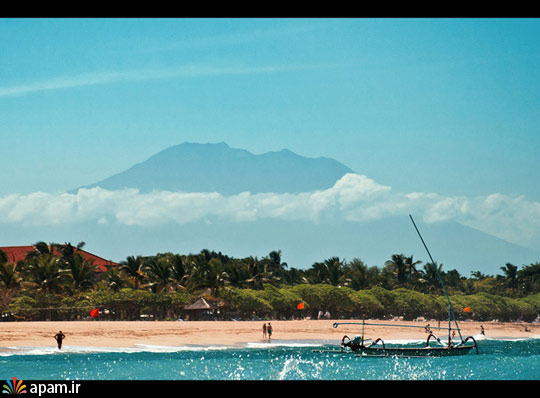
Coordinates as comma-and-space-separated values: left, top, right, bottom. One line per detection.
1, 242, 539, 322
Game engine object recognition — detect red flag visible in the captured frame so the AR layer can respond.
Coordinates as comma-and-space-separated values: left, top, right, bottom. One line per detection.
297, 302, 304, 310
463, 307, 471, 313
90, 308, 100, 318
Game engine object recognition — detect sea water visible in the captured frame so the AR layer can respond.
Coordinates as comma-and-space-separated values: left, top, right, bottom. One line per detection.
1, 336, 539, 380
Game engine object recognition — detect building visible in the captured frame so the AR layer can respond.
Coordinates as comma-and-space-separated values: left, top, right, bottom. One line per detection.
0, 245, 119, 273
183, 297, 226, 321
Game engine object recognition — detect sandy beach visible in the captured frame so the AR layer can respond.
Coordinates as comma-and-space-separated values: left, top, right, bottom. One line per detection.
0, 319, 538, 349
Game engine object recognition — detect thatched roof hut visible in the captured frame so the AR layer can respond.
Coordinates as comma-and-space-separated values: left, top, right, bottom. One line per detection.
183, 297, 217, 320
184, 297, 216, 311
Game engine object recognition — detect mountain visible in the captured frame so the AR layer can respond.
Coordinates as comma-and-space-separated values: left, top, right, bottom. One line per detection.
77, 142, 354, 195
53, 141, 539, 275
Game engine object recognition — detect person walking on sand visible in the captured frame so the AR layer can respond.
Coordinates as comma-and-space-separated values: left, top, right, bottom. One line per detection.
54, 331, 65, 350
267, 323, 272, 340
262, 323, 267, 339
480, 325, 485, 336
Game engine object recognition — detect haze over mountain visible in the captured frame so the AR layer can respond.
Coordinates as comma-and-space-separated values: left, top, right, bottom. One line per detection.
78, 142, 354, 195
55, 142, 540, 275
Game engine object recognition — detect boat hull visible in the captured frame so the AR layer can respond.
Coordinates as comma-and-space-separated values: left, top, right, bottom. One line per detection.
352, 345, 474, 357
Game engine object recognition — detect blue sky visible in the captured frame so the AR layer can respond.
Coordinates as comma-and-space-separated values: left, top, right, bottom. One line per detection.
1, 18, 539, 265
1, 18, 539, 197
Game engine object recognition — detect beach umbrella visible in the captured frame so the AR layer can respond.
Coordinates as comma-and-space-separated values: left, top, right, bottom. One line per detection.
297, 302, 304, 310
90, 308, 100, 318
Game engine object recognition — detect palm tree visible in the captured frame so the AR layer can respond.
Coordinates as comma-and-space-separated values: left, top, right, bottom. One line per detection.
57, 241, 86, 259
385, 254, 421, 287
282, 267, 308, 285
102, 267, 123, 292
517, 263, 540, 294
444, 269, 466, 293
63, 252, 95, 291
404, 255, 422, 282
385, 254, 407, 286
305, 257, 346, 286
342, 258, 371, 290
144, 256, 173, 293
243, 256, 267, 290
0, 249, 19, 290
0, 262, 21, 289
222, 258, 250, 288
305, 261, 329, 284
23, 253, 69, 293
24, 241, 53, 262
500, 263, 519, 291
324, 257, 345, 286
168, 254, 188, 289
0, 249, 7, 264
120, 255, 146, 289
188, 257, 228, 295
422, 262, 443, 293
263, 250, 288, 280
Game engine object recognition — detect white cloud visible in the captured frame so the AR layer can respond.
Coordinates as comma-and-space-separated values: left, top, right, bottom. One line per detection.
0, 173, 539, 250
0, 63, 324, 98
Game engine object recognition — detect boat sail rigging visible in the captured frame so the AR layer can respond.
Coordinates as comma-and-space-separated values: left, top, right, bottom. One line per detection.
409, 214, 464, 346
317, 215, 478, 357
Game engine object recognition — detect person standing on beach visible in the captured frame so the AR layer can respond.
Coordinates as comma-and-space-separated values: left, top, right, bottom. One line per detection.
262, 323, 267, 339
267, 323, 272, 340
54, 331, 65, 350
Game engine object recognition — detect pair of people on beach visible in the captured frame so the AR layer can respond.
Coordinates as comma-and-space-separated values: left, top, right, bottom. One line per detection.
262, 323, 272, 340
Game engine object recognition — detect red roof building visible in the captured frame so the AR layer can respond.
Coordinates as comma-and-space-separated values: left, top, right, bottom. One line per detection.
0, 245, 119, 273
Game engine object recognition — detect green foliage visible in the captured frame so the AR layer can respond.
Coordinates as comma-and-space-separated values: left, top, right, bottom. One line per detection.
288, 284, 361, 318
7, 295, 38, 320
221, 287, 273, 317
518, 263, 540, 294
366, 286, 395, 309
0, 262, 21, 289
520, 293, 540, 315
0, 243, 539, 321
256, 284, 302, 318
349, 290, 385, 318
450, 293, 536, 322
388, 288, 444, 320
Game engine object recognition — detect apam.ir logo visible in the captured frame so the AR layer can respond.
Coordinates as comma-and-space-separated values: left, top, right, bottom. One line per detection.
3, 377, 26, 394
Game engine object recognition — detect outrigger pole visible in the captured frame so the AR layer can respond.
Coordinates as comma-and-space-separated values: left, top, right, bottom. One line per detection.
409, 214, 464, 344
333, 216, 466, 346
333, 321, 461, 332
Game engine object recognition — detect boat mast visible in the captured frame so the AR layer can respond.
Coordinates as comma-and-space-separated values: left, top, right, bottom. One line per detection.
409, 215, 464, 344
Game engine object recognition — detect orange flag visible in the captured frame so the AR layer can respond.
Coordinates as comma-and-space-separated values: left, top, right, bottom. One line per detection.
463, 307, 471, 313
297, 302, 305, 310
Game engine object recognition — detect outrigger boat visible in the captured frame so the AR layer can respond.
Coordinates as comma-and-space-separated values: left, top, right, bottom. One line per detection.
316, 215, 479, 358
327, 320, 478, 357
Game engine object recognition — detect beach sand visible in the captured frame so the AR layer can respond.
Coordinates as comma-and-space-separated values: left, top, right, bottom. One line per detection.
0, 319, 538, 348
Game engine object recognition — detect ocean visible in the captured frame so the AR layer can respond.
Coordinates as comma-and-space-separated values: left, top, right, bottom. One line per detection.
1, 336, 539, 381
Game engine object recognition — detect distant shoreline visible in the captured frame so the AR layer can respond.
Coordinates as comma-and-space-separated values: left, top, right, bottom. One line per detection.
0, 319, 538, 349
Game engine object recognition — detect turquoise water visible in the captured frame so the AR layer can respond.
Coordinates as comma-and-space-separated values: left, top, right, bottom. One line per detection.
1, 338, 539, 380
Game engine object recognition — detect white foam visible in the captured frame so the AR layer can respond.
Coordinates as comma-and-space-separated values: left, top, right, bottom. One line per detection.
245, 340, 332, 349
133, 344, 231, 352
0, 343, 244, 356
2, 335, 536, 356
0, 339, 339, 356
0, 345, 144, 356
